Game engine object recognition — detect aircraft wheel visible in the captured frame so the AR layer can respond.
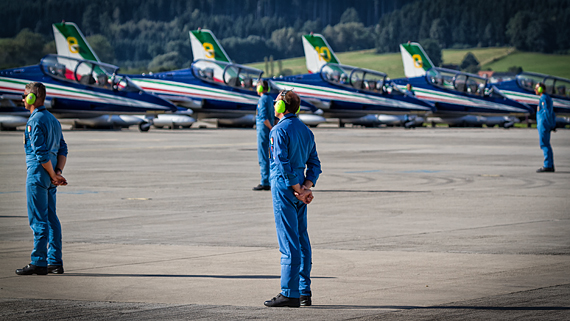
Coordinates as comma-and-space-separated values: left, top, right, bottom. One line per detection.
139, 122, 151, 132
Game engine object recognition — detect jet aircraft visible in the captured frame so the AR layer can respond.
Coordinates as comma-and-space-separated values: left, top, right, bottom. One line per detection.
0, 53, 178, 130
188, 29, 326, 127
269, 34, 436, 126
493, 72, 570, 118
52, 22, 195, 130
296, 33, 437, 127
393, 42, 532, 127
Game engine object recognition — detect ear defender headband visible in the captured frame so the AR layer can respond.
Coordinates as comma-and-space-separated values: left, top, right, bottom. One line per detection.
274, 90, 301, 114
25, 93, 37, 105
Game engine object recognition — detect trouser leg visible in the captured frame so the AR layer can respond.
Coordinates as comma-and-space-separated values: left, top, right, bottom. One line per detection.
271, 179, 302, 298
27, 180, 49, 267
297, 204, 312, 296
47, 186, 62, 266
257, 131, 270, 186
539, 128, 554, 168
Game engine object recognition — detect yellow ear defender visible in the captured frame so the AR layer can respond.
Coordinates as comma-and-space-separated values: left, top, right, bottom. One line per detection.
26, 93, 36, 105
537, 86, 544, 94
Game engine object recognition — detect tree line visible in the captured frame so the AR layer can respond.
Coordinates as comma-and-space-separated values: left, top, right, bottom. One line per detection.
0, 0, 568, 73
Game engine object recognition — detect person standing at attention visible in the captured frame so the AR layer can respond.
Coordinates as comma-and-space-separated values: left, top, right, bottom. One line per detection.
253, 80, 275, 191
535, 82, 556, 172
264, 90, 322, 308
16, 82, 68, 275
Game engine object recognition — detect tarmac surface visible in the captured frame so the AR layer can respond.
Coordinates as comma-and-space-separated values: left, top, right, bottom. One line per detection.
0, 125, 569, 320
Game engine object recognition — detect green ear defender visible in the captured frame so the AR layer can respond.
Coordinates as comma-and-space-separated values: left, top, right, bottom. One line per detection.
257, 82, 269, 94
274, 99, 301, 114
275, 100, 286, 113
275, 90, 301, 114
26, 93, 36, 105
537, 86, 544, 94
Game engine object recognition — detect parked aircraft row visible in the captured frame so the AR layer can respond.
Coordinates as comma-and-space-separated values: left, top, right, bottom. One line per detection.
1, 22, 569, 131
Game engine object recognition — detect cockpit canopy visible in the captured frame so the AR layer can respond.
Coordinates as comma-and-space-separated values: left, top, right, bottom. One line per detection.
40, 54, 141, 92
320, 63, 388, 93
426, 68, 488, 96
517, 72, 570, 99
191, 59, 263, 91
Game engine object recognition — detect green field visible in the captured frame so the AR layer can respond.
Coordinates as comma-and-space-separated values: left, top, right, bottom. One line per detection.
247, 47, 570, 80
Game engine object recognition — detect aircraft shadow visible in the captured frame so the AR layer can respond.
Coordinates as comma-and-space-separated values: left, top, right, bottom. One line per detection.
63, 273, 335, 279
309, 305, 570, 311
316, 190, 429, 193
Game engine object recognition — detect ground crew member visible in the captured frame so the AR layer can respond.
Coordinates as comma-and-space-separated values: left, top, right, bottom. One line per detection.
534, 82, 556, 172
264, 90, 322, 308
16, 82, 68, 275
253, 80, 274, 191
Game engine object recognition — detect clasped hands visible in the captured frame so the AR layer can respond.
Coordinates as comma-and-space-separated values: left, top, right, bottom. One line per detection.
294, 184, 314, 204
51, 174, 68, 186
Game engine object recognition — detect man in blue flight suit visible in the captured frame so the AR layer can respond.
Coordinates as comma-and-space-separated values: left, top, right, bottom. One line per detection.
264, 90, 321, 308
253, 80, 275, 191
534, 82, 556, 172
16, 82, 68, 275
403, 84, 416, 129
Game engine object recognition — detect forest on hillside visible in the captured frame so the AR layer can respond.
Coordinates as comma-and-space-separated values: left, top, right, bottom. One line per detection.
0, 0, 569, 72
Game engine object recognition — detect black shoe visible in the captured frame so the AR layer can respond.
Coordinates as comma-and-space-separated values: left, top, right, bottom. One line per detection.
264, 293, 300, 307
536, 167, 555, 173
300, 295, 312, 306
253, 184, 271, 191
48, 265, 64, 274
15, 264, 48, 275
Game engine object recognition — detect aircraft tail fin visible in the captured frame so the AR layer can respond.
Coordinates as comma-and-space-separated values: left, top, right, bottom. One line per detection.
302, 34, 340, 73
189, 29, 231, 63
399, 42, 434, 78
52, 22, 100, 62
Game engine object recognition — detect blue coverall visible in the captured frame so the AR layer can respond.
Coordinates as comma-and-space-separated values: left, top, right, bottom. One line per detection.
24, 105, 68, 267
269, 113, 322, 298
536, 93, 556, 169
256, 94, 275, 186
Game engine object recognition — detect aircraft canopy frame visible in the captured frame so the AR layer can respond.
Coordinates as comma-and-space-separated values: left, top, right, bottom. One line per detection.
40, 54, 142, 92
516, 72, 570, 99
426, 67, 488, 96
191, 59, 264, 92
319, 63, 388, 93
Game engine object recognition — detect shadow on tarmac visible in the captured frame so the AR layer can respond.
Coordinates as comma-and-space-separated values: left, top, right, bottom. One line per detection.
309, 305, 570, 310
63, 273, 335, 279
317, 190, 430, 193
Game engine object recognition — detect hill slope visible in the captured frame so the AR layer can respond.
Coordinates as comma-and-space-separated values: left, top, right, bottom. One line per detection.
247, 47, 570, 80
